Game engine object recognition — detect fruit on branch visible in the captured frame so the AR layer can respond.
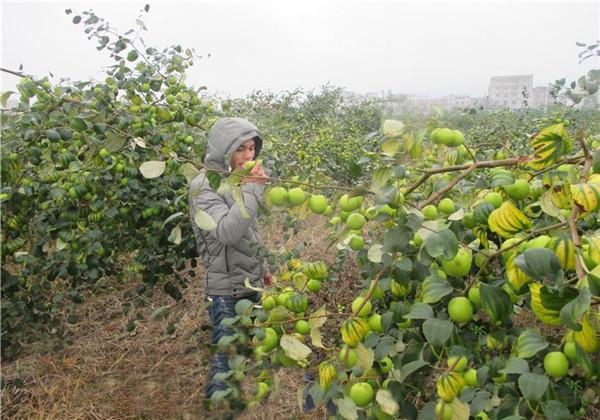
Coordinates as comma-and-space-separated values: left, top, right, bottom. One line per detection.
488, 201, 532, 238
529, 283, 562, 326
349, 382, 374, 407
319, 361, 337, 390
463, 368, 478, 387
346, 213, 366, 230
543, 351, 570, 378
468, 283, 481, 308
268, 187, 288, 207
503, 179, 530, 200
448, 297, 474, 324
339, 194, 363, 212
435, 400, 453, 420
351, 296, 372, 317
436, 372, 466, 402
306, 279, 321, 292
308, 194, 328, 214
341, 317, 370, 347
303, 261, 328, 280
262, 327, 279, 351
422, 205, 438, 219
349, 234, 365, 251
368, 313, 383, 333
338, 345, 358, 368
288, 187, 306, 206
438, 198, 456, 215
447, 355, 468, 372
565, 313, 599, 353
483, 191, 503, 209
547, 235, 576, 271
440, 247, 473, 278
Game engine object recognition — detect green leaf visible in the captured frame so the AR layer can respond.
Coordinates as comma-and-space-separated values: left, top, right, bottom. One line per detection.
404, 302, 433, 319
469, 390, 492, 415
280, 334, 311, 361
559, 287, 591, 331
480, 283, 513, 324
1, 91, 15, 107
420, 275, 452, 304
150, 305, 170, 320
167, 226, 182, 244
514, 248, 563, 286
234, 299, 253, 316
355, 343, 374, 370
161, 212, 184, 228
518, 373, 548, 402
179, 163, 200, 184
382, 119, 405, 138
230, 182, 250, 219
104, 131, 127, 151
450, 398, 470, 420
516, 329, 548, 358
371, 167, 392, 190
139, 160, 166, 178
367, 243, 384, 263
194, 209, 217, 230
539, 189, 564, 219
336, 396, 358, 420
381, 139, 401, 157
500, 357, 529, 375
397, 359, 427, 382
422, 318, 453, 347
574, 343, 594, 376
424, 229, 458, 259
541, 400, 571, 420
376, 389, 399, 416
70, 117, 88, 131
127, 50, 139, 61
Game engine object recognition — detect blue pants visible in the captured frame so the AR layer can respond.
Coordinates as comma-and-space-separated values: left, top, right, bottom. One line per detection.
205, 293, 260, 399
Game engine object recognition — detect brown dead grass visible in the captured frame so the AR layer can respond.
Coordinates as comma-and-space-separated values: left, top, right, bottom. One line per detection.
1, 213, 361, 419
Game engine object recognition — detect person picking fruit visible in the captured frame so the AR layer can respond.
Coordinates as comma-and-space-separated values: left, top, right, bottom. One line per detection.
188, 117, 269, 404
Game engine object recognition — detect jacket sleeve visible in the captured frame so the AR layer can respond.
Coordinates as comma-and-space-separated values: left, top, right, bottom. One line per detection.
190, 178, 265, 246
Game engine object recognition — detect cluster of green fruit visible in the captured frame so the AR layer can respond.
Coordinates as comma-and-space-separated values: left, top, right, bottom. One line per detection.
250, 259, 329, 372
267, 186, 332, 216
430, 128, 465, 147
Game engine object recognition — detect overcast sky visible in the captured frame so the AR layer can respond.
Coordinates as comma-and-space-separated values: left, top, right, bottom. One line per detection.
2, 1, 599, 99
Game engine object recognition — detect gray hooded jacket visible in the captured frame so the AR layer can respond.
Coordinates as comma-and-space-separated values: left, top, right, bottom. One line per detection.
188, 118, 265, 298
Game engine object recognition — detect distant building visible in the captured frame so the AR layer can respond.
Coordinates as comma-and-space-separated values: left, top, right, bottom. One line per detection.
532, 86, 551, 109
488, 74, 533, 108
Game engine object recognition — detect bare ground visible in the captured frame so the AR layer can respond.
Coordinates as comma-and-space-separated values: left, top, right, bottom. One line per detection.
1, 214, 362, 419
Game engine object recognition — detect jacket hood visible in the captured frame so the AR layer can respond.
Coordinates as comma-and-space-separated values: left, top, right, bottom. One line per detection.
203, 117, 263, 171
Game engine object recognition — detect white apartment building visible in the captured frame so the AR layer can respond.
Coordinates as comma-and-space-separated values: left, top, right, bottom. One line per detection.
488, 75, 533, 108
532, 86, 551, 109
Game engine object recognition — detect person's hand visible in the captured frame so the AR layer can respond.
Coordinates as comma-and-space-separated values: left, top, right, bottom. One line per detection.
264, 273, 273, 286
243, 161, 267, 185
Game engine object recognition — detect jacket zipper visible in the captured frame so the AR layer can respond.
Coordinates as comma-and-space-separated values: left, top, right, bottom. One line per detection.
225, 245, 230, 273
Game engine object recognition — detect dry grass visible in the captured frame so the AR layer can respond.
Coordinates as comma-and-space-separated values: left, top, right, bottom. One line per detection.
1, 214, 362, 419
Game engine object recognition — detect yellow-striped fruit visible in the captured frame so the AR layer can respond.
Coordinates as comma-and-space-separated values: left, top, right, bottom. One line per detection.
505, 253, 531, 293
529, 283, 562, 326
341, 317, 370, 347
548, 235, 575, 271
488, 201, 532, 238
436, 372, 466, 402
565, 312, 599, 353
570, 180, 600, 213
303, 261, 328, 280
319, 361, 337, 390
